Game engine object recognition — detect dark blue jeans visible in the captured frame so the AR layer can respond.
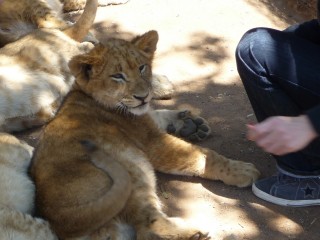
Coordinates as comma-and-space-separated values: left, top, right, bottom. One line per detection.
236, 20, 320, 176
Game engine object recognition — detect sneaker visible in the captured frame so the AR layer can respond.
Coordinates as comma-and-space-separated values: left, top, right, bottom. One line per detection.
252, 169, 320, 207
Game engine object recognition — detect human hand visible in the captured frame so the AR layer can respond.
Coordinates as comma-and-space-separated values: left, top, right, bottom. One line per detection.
247, 115, 318, 155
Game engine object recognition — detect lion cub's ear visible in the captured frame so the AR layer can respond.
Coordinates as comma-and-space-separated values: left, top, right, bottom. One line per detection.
131, 30, 158, 59
69, 43, 106, 84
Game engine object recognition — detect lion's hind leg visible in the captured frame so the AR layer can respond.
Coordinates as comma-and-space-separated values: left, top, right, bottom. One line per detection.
118, 161, 210, 240
135, 216, 210, 240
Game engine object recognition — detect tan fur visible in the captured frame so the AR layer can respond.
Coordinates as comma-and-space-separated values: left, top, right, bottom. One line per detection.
0, 0, 128, 47
0, 0, 97, 132
0, 133, 34, 214
0, 0, 68, 47
0, 133, 57, 240
61, 0, 129, 12
31, 31, 260, 240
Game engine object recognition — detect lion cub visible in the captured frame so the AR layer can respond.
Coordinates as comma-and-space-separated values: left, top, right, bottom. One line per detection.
0, 0, 128, 47
0, 133, 57, 240
31, 30, 260, 239
0, 0, 68, 47
0, 0, 98, 132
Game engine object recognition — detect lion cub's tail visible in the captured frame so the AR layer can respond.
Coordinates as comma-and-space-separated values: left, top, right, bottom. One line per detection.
63, 0, 98, 42
55, 140, 132, 238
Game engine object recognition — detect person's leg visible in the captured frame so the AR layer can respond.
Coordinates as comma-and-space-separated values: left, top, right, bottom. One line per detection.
236, 24, 320, 175
284, 19, 320, 44
236, 21, 320, 206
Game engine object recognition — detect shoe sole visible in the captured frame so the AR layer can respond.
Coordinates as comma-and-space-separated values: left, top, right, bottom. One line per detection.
252, 183, 320, 207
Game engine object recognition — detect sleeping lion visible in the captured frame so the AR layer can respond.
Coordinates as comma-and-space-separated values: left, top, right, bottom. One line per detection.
0, 133, 57, 240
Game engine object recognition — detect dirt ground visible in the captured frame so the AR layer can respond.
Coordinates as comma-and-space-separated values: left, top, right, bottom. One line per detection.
17, 0, 320, 239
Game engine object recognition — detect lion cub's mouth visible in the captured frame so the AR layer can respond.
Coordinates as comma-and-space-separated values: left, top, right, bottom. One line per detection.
129, 102, 150, 115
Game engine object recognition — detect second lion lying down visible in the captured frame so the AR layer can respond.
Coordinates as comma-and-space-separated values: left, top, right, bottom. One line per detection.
30, 30, 260, 239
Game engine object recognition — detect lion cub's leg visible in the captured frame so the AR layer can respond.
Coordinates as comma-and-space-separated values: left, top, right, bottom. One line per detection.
31, 1, 69, 30
2, 103, 58, 132
124, 187, 209, 240
88, 220, 136, 240
135, 216, 210, 240
149, 109, 211, 141
62, 0, 130, 12
36, 15, 70, 30
148, 134, 260, 187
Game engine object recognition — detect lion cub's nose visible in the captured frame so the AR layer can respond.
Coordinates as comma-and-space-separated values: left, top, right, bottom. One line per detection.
134, 93, 149, 103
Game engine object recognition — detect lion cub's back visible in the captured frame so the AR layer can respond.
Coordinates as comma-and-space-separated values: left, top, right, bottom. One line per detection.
0, 29, 94, 131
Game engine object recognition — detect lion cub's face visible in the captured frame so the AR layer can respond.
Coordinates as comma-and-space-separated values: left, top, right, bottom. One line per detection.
69, 30, 158, 115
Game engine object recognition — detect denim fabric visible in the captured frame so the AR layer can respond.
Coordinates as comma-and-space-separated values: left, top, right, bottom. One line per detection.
235, 20, 320, 176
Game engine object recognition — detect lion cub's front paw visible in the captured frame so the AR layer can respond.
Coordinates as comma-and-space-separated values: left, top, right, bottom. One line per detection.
220, 160, 260, 187
167, 110, 211, 142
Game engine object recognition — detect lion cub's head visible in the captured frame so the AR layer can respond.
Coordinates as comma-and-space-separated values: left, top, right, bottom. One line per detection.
69, 30, 158, 115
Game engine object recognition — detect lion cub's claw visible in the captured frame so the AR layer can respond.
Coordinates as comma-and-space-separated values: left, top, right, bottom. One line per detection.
168, 110, 211, 142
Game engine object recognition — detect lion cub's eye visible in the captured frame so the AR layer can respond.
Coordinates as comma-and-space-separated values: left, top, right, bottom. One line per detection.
110, 73, 126, 83
139, 64, 147, 74
84, 64, 92, 79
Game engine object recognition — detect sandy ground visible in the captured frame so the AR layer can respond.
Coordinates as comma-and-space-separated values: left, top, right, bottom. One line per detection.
18, 0, 320, 239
